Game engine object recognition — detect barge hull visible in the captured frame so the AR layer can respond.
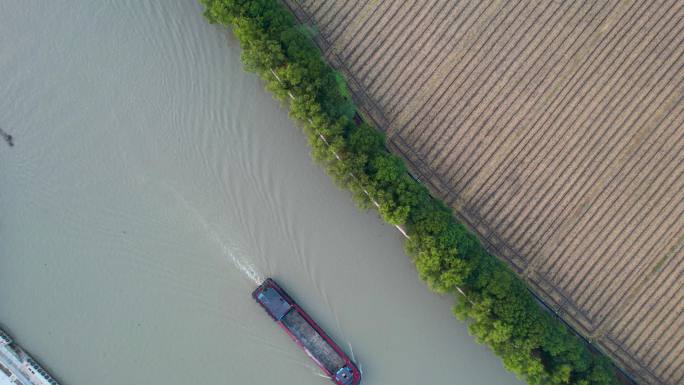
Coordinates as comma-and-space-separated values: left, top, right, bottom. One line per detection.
252, 278, 360, 385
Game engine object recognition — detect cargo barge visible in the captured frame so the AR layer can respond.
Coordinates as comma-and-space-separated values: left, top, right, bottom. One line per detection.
252, 278, 361, 385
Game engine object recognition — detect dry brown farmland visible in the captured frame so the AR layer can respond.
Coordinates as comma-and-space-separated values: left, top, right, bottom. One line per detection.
281, 1, 684, 384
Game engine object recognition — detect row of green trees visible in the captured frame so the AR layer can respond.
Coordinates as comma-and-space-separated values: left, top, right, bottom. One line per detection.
200, 1, 619, 384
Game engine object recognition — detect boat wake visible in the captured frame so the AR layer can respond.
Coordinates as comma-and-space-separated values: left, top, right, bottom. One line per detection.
321, 291, 363, 376
201, 217, 263, 285
229, 249, 262, 285
348, 342, 356, 363
346, 342, 363, 376
161, 181, 263, 284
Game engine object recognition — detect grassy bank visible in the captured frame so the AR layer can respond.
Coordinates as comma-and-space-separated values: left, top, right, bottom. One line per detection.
199, 1, 619, 384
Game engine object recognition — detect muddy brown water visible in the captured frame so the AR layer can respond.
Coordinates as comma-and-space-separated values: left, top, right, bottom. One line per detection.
0, 1, 522, 384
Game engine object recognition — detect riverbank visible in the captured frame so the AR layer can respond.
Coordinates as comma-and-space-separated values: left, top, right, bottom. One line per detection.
199, 1, 620, 384
0, 1, 525, 383
279, 3, 683, 384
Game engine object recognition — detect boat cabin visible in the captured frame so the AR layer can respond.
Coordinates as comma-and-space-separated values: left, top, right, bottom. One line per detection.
257, 287, 293, 320
335, 366, 355, 385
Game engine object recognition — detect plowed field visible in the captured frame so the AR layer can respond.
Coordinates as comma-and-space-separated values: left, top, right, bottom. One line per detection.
282, 1, 684, 384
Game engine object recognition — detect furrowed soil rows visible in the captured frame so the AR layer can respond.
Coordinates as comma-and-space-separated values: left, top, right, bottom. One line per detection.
283, 1, 684, 384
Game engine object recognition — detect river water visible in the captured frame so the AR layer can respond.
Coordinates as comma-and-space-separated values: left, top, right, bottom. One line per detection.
0, 1, 521, 384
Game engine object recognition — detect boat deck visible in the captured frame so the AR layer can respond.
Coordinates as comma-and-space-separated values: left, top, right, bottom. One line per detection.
0, 347, 30, 385
281, 310, 345, 374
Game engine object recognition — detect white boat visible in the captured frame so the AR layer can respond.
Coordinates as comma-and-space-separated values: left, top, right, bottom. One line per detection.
0, 328, 60, 385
